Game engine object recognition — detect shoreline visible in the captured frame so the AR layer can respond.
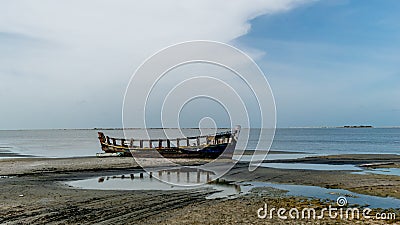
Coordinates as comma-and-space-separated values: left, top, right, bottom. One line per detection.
1, 154, 399, 224
0, 149, 310, 159
0, 157, 214, 176
263, 153, 400, 166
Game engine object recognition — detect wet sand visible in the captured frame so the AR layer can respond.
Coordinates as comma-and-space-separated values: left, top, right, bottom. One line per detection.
0, 154, 399, 224
150, 190, 399, 224
0, 157, 211, 176
264, 154, 400, 165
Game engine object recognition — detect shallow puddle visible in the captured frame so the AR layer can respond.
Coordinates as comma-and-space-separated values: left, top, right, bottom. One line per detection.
68, 172, 244, 199
352, 167, 400, 176
246, 182, 400, 209
234, 153, 312, 161
259, 163, 362, 171
67, 172, 400, 209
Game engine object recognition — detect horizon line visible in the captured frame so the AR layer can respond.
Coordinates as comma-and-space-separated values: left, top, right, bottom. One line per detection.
2, 125, 400, 131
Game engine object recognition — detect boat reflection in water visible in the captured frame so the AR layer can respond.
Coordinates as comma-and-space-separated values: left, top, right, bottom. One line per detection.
86, 168, 242, 199
98, 167, 236, 186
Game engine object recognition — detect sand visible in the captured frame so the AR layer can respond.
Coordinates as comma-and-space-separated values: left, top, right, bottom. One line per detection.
0, 157, 211, 176
0, 154, 399, 224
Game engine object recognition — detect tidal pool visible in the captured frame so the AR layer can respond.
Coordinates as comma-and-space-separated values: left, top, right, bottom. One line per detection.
67, 172, 400, 208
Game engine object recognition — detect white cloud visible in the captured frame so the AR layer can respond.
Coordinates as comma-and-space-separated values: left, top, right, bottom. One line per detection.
0, 0, 314, 129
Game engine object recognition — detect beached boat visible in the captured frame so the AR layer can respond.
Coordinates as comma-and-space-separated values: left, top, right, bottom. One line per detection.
97, 126, 240, 158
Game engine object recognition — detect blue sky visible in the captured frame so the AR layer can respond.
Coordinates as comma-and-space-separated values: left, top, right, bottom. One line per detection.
237, 0, 400, 127
0, 0, 399, 129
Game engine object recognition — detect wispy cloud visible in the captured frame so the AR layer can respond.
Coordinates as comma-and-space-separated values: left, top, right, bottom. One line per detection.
0, 0, 314, 129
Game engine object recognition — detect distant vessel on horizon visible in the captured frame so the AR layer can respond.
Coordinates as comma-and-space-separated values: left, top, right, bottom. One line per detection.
341, 125, 373, 128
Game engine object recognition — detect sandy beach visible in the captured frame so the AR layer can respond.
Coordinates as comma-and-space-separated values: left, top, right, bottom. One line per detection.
0, 154, 399, 224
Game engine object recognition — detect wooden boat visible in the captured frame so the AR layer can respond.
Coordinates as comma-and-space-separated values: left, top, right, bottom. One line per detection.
97, 126, 240, 158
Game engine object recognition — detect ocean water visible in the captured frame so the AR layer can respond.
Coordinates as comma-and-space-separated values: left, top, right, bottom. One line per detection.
0, 128, 399, 158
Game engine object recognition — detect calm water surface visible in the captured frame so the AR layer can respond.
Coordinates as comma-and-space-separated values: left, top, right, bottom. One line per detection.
0, 128, 399, 158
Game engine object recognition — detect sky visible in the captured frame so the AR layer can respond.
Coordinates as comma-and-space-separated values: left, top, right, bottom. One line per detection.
0, 0, 399, 129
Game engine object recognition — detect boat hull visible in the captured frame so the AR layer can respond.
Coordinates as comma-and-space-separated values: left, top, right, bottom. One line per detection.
97, 126, 240, 159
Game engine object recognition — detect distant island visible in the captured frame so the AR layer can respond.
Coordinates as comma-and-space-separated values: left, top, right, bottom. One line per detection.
340, 125, 373, 128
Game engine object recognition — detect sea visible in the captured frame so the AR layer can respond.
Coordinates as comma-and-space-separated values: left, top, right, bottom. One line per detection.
0, 128, 399, 158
